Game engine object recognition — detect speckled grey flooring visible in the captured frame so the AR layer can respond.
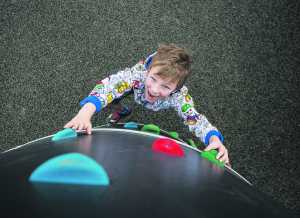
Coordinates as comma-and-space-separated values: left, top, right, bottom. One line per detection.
0, 0, 299, 215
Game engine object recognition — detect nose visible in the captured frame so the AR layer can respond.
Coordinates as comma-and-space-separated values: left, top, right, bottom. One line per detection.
150, 83, 160, 95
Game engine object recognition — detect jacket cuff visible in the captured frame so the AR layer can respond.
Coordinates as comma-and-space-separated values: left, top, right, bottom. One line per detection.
80, 96, 102, 113
204, 130, 224, 146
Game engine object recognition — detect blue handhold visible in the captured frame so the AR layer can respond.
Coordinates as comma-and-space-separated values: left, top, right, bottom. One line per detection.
51, 128, 77, 141
124, 122, 138, 129
29, 153, 110, 186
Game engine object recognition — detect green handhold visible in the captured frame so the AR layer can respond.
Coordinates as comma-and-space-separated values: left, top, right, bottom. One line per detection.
168, 131, 179, 139
187, 139, 197, 148
141, 124, 160, 134
201, 150, 224, 167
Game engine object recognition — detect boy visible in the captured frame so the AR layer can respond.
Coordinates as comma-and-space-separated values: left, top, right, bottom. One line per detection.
64, 44, 230, 165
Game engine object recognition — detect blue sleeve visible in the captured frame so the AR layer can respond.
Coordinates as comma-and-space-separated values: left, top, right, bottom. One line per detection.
80, 96, 102, 113
204, 130, 224, 146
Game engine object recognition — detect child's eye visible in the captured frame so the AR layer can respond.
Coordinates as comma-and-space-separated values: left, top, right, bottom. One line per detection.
150, 76, 156, 81
162, 85, 171, 90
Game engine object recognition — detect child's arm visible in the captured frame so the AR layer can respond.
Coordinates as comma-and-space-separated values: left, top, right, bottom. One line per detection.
81, 63, 144, 110
172, 87, 230, 165
64, 62, 144, 133
64, 102, 96, 134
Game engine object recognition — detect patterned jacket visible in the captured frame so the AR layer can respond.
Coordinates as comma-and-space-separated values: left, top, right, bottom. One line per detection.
80, 54, 224, 145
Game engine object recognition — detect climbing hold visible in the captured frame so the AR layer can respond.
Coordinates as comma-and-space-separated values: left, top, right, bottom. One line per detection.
141, 124, 160, 135
124, 122, 138, 129
187, 139, 197, 148
51, 128, 77, 142
152, 138, 184, 157
201, 150, 224, 167
29, 153, 110, 186
168, 131, 179, 140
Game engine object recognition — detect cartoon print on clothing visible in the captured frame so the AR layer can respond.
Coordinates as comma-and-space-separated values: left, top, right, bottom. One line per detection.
115, 81, 130, 94
107, 93, 114, 104
132, 80, 141, 89
83, 61, 222, 144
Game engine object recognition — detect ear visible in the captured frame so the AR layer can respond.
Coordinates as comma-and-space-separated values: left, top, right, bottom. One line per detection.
170, 89, 179, 95
171, 82, 185, 95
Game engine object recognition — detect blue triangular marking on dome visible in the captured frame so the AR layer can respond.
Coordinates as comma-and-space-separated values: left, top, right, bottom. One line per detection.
51, 128, 77, 141
29, 153, 110, 186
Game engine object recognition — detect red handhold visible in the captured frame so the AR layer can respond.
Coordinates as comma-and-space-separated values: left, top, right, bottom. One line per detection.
152, 138, 184, 157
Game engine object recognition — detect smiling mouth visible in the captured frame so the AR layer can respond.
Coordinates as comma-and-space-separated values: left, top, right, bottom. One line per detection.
148, 90, 158, 98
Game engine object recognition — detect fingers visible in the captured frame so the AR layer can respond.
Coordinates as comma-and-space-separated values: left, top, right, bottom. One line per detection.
86, 123, 92, 135
219, 152, 229, 163
216, 146, 225, 159
219, 149, 230, 166
78, 123, 84, 131
64, 118, 92, 135
204, 143, 219, 151
71, 122, 79, 130
65, 121, 78, 130
205, 142, 230, 165
64, 121, 73, 129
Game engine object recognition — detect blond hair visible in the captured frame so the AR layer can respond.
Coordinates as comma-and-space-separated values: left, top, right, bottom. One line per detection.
150, 43, 191, 89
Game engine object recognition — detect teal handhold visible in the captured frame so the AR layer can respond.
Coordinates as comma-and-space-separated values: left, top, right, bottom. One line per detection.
29, 153, 110, 186
52, 128, 77, 141
124, 122, 138, 129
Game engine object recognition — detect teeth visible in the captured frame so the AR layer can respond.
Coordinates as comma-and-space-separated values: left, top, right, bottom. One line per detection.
148, 90, 158, 98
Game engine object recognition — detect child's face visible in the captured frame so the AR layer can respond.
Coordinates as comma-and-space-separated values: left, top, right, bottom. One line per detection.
145, 66, 178, 103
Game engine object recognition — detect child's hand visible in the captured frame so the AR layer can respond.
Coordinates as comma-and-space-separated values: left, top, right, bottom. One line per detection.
204, 136, 230, 166
64, 114, 92, 134
64, 103, 96, 135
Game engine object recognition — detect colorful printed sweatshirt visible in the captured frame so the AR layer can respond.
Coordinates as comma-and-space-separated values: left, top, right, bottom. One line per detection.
80, 54, 224, 145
